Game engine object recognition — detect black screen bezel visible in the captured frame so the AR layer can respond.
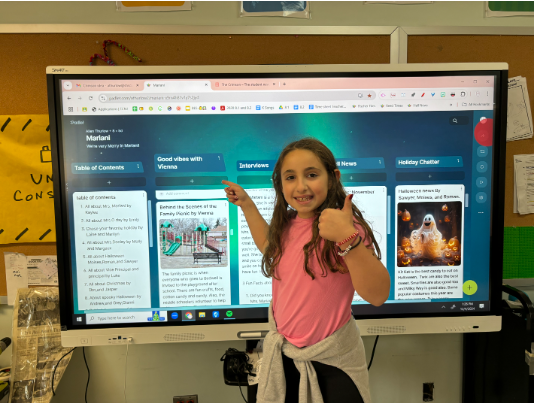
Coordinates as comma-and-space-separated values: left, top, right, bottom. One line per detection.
47, 68, 506, 331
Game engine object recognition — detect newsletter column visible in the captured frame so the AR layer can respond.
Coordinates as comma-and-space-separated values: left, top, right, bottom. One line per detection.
73, 191, 151, 310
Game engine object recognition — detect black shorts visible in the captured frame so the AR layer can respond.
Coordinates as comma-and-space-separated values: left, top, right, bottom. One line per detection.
282, 353, 365, 403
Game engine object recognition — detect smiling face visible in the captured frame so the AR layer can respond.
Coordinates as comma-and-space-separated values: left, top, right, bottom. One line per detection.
280, 149, 339, 219
422, 214, 435, 232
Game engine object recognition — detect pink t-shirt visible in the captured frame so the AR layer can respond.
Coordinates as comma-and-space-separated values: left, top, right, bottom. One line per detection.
272, 214, 374, 348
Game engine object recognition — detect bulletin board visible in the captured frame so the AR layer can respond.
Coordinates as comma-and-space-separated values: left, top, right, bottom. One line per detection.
408, 35, 534, 228
0, 33, 390, 295
0, 33, 390, 115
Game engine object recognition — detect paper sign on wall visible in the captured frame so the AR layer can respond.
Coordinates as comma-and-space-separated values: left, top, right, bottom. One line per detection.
0, 115, 55, 244
117, 1, 191, 12
4, 252, 28, 305
27, 255, 59, 286
486, 1, 534, 17
364, 2, 432, 4
4, 253, 59, 305
241, 1, 310, 18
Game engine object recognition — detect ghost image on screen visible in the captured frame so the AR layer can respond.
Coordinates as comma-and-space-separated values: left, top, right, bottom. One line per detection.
410, 214, 443, 259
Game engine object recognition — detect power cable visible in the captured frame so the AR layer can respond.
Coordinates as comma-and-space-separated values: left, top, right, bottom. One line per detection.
124, 338, 131, 403
367, 335, 380, 370
83, 346, 90, 403
52, 347, 76, 395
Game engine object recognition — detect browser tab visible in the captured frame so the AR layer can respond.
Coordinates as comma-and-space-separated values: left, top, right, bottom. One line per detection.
143, 80, 212, 92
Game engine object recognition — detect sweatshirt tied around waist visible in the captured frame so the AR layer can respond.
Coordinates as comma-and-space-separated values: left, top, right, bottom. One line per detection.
257, 301, 372, 403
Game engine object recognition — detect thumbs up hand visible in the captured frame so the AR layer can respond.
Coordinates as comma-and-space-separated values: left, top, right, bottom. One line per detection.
318, 194, 356, 243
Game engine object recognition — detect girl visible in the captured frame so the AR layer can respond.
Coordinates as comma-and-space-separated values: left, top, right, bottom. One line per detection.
223, 138, 390, 403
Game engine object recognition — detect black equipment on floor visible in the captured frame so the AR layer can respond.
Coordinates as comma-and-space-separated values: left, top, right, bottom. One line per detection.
463, 284, 533, 403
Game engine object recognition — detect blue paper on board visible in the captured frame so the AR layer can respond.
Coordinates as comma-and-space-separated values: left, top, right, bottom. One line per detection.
242, 1, 306, 13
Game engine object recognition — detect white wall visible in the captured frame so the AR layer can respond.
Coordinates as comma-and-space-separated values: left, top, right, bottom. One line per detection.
0, 302, 465, 403
0, 1, 533, 27
51, 333, 464, 403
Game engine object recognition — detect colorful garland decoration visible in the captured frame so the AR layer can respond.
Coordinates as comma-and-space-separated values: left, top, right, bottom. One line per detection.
90, 40, 142, 66
89, 54, 116, 66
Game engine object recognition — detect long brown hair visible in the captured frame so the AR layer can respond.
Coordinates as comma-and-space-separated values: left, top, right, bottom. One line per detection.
261, 138, 382, 280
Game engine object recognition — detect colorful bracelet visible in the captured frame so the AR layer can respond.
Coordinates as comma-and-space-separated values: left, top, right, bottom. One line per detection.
336, 231, 359, 247
337, 236, 362, 257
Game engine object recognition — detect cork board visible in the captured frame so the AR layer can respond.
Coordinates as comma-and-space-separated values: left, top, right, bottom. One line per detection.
0, 33, 389, 296
0, 33, 390, 115
408, 35, 534, 227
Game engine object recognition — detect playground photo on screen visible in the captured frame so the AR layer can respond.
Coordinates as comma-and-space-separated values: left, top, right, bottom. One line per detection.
396, 201, 463, 267
158, 218, 228, 269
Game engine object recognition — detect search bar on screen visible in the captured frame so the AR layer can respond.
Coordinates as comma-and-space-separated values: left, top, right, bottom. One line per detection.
86, 312, 167, 324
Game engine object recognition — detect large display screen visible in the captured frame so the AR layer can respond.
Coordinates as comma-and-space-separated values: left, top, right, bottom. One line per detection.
48, 66, 506, 330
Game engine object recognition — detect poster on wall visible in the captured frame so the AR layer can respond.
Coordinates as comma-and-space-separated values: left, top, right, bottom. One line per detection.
485, 1, 534, 17
364, 2, 432, 4
240, 1, 310, 18
116, 1, 192, 12
0, 115, 55, 244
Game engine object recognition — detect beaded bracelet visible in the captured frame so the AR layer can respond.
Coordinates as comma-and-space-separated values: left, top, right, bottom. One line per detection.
337, 236, 362, 257
335, 231, 359, 247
